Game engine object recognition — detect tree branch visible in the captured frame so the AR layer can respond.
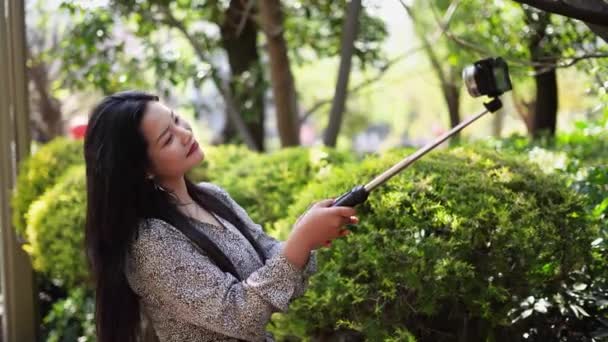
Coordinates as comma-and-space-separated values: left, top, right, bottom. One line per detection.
401, 2, 450, 92
300, 0, 456, 123
419, 0, 608, 75
444, 28, 608, 72
236, 0, 256, 37
159, 6, 259, 150
300, 51, 416, 123
425, 5, 608, 75
510, 0, 608, 27
586, 23, 608, 42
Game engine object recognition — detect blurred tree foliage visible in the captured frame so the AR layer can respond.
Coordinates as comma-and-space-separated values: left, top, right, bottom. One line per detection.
46, 0, 388, 150
407, 0, 608, 138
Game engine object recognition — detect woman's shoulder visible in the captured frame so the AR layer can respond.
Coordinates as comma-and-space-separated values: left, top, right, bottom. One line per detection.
197, 181, 228, 197
196, 182, 234, 206
135, 217, 187, 245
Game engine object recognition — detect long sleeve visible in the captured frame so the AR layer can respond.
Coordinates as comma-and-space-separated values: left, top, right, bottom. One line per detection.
126, 218, 306, 341
199, 182, 317, 292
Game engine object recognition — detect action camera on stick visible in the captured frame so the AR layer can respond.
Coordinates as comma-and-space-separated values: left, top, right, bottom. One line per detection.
463, 57, 512, 98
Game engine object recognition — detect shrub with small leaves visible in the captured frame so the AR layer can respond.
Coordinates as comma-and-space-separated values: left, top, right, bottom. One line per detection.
270, 147, 597, 341
483, 120, 608, 340
11, 138, 83, 238
42, 287, 95, 342
24, 165, 88, 289
187, 144, 255, 182
211, 146, 353, 229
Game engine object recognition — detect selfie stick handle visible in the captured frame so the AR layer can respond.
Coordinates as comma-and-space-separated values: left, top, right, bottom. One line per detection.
331, 97, 503, 208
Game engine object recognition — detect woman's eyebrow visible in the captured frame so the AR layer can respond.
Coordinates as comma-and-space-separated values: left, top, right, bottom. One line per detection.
156, 110, 175, 144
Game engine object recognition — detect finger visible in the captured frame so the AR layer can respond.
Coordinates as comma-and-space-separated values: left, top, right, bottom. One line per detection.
294, 216, 303, 226
331, 216, 354, 230
328, 217, 349, 230
342, 216, 353, 226
350, 216, 359, 224
326, 206, 357, 217
312, 198, 335, 209
339, 229, 351, 237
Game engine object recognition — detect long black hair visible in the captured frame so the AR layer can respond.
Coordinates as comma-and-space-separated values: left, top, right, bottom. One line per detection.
84, 90, 265, 342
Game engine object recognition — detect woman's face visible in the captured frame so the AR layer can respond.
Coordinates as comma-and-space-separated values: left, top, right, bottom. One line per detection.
140, 101, 204, 181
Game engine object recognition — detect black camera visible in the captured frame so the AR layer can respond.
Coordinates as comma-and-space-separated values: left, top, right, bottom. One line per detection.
463, 57, 512, 98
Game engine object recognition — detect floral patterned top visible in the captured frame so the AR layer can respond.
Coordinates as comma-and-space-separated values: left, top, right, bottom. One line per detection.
125, 182, 317, 342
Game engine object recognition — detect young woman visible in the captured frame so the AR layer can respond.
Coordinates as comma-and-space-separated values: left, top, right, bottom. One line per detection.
84, 90, 358, 342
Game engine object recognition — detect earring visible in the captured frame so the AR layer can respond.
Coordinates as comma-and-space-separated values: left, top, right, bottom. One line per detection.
153, 181, 168, 193
145, 174, 164, 192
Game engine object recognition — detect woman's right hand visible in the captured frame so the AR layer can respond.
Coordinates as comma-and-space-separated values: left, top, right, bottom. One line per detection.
292, 199, 358, 249
282, 199, 358, 268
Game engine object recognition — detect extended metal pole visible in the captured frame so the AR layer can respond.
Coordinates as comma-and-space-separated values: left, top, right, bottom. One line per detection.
332, 97, 503, 207
365, 98, 501, 192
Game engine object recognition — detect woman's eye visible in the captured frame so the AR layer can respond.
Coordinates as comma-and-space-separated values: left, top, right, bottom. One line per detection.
174, 116, 179, 124
164, 136, 173, 146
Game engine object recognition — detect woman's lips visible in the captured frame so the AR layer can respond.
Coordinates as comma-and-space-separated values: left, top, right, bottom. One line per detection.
187, 141, 199, 157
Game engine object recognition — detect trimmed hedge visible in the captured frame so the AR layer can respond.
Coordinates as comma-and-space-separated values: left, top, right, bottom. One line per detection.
14, 137, 603, 340
24, 165, 88, 288
11, 138, 83, 238
187, 144, 254, 182
270, 147, 597, 341
20, 145, 353, 289
196, 146, 353, 229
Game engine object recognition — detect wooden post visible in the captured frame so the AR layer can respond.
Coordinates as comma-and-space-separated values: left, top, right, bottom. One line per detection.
0, 0, 38, 340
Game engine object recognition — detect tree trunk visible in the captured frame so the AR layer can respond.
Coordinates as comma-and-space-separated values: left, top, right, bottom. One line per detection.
524, 8, 558, 138
511, 0, 608, 27
492, 107, 505, 137
220, 0, 265, 151
323, 0, 362, 147
444, 81, 461, 129
26, 48, 62, 142
258, 0, 300, 147
531, 66, 558, 137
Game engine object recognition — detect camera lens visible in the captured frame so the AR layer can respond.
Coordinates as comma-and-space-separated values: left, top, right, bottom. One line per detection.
462, 65, 481, 97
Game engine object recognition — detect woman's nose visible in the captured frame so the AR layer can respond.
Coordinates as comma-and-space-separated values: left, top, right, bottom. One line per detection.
178, 126, 193, 144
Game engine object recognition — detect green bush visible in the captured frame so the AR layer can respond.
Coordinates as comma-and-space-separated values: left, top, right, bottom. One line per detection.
11, 138, 83, 238
484, 120, 607, 262
24, 165, 88, 289
187, 144, 255, 182
555, 118, 608, 166
42, 287, 95, 342
211, 146, 353, 229
270, 147, 597, 341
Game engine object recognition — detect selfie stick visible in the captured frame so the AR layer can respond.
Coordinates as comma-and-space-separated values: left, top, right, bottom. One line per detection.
331, 97, 503, 208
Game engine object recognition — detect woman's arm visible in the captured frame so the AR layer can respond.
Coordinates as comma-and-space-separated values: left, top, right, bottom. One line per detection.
199, 182, 356, 298
200, 182, 317, 275
126, 218, 305, 341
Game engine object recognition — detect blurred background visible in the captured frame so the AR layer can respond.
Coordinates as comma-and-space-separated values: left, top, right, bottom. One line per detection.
25, 0, 607, 151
